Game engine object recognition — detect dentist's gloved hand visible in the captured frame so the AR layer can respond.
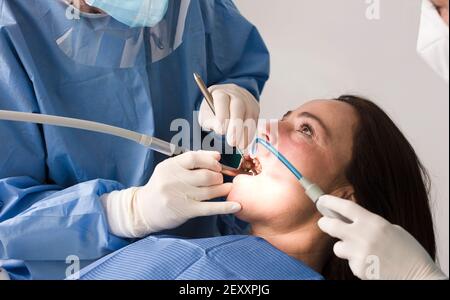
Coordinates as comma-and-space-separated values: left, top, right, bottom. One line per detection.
0, 268, 10, 280
317, 195, 448, 280
198, 84, 260, 150
101, 151, 241, 238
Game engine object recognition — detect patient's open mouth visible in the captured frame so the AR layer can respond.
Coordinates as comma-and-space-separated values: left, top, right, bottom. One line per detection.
239, 156, 262, 176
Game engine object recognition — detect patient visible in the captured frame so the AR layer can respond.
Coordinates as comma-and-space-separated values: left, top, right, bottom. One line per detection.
228, 95, 436, 280
79, 96, 435, 280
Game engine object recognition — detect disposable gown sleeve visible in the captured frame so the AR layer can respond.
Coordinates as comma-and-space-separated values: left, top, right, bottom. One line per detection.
204, 0, 271, 100
0, 22, 129, 279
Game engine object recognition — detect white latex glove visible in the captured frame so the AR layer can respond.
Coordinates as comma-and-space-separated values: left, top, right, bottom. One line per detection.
0, 268, 10, 280
198, 84, 260, 150
101, 151, 241, 238
317, 195, 448, 280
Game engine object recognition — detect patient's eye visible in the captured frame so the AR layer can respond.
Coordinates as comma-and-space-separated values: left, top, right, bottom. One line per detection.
298, 123, 314, 137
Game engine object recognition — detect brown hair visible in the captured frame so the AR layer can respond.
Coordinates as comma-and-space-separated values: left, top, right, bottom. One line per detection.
321, 95, 436, 280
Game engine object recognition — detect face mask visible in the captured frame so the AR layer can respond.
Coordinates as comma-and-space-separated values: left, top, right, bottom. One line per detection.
417, 0, 449, 83
85, 0, 169, 28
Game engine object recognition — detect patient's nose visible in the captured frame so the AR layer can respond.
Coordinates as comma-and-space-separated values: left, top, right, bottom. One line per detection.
261, 120, 280, 147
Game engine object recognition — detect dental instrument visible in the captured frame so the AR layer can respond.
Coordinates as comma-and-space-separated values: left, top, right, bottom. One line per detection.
193, 73, 216, 115
252, 137, 350, 222
0, 110, 245, 177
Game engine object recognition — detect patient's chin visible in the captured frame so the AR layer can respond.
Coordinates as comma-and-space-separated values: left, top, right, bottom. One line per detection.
227, 175, 255, 213
227, 174, 298, 223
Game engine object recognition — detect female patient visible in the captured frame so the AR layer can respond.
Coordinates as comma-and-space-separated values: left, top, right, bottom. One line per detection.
228, 95, 435, 280
79, 95, 435, 280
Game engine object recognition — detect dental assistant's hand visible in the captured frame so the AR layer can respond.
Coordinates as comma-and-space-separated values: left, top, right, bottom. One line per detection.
198, 84, 260, 150
101, 151, 241, 238
317, 195, 448, 280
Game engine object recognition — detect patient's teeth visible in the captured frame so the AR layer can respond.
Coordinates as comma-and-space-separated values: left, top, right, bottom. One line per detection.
252, 158, 262, 175
237, 156, 262, 176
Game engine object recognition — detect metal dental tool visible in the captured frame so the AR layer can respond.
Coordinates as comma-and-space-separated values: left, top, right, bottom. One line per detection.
193, 73, 216, 115
0, 110, 247, 177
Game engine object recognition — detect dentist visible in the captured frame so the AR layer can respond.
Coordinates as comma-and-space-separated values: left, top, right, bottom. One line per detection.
0, 0, 269, 279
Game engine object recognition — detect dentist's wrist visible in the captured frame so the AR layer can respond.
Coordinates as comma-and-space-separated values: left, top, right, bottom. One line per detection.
100, 187, 149, 238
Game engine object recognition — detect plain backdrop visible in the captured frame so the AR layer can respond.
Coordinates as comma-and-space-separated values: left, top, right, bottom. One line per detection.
234, 0, 449, 275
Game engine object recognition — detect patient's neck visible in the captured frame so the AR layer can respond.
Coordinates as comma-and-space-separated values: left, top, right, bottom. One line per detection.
250, 216, 332, 272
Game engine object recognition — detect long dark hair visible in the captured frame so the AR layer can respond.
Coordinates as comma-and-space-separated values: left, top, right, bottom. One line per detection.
321, 95, 436, 280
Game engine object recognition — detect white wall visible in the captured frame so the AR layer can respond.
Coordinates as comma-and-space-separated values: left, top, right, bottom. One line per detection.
235, 0, 449, 275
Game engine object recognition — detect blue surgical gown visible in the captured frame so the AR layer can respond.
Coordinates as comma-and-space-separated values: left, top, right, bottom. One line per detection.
0, 0, 270, 280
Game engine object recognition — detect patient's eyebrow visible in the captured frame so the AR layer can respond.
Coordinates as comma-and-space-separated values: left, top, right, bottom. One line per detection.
281, 111, 293, 120
298, 112, 331, 138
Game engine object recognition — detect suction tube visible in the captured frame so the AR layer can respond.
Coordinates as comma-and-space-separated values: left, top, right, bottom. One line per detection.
253, 138, 324, 202
253, 138, 350, 222
0, 110, 184, 156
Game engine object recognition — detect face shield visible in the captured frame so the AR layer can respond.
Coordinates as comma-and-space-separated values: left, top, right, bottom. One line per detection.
55, 0, 191, 68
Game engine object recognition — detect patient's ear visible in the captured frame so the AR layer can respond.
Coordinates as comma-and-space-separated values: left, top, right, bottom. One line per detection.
330, 185, 357, 203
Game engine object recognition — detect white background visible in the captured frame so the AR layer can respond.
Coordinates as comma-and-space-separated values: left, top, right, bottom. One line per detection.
235, 0, 449, 275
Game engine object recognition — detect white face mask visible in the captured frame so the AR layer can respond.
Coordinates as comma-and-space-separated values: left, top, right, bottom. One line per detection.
417, 0, 449, 83
85, 0, 169, 28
